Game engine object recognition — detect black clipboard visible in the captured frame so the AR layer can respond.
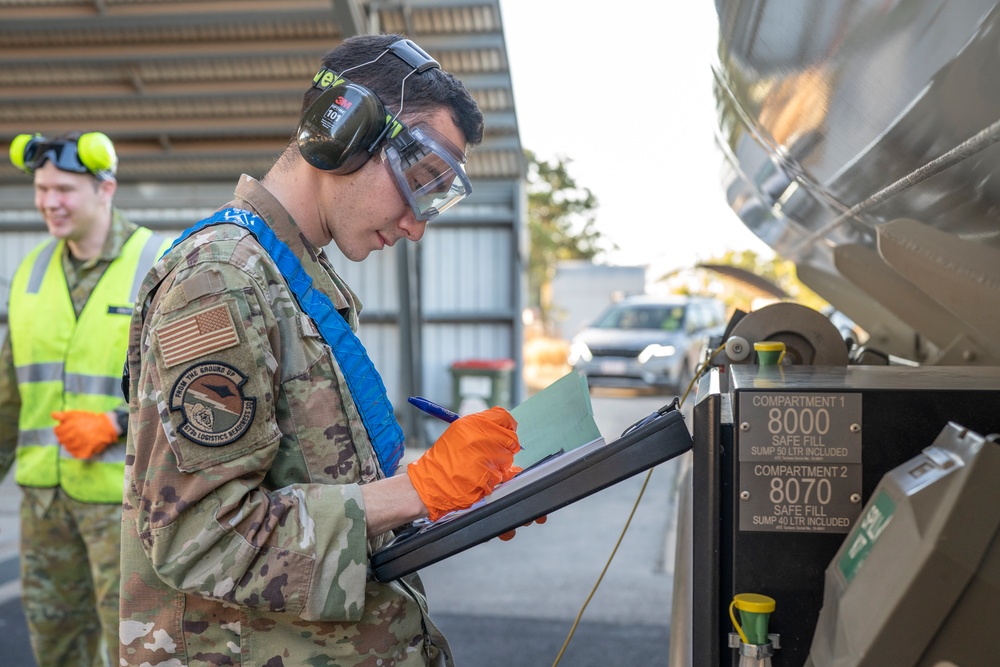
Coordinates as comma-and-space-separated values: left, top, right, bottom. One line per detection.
370, 400, 692, 582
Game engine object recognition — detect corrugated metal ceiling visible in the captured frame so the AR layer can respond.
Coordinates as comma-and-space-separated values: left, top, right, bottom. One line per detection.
0, 0, 523, 184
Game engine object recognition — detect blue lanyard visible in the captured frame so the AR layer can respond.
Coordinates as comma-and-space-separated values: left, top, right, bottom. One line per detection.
164, 208, 405, 475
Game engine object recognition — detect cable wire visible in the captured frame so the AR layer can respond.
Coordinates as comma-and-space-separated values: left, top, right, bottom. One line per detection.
550, 342, 727, 666
550, 467, 654, 667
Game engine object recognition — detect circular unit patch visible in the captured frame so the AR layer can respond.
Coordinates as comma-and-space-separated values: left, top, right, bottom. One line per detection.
170, 362, 256, 446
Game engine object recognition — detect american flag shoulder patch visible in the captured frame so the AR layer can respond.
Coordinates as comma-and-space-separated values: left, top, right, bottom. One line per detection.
155, 303, 240, 368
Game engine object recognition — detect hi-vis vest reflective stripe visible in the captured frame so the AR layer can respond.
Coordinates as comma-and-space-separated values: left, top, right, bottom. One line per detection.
9, 227, 169, 503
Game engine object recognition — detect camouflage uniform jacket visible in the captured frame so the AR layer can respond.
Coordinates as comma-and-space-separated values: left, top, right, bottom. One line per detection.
120, 175, 452, 667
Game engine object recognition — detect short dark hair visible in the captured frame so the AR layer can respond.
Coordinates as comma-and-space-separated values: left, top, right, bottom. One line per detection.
301, 33, 484, 147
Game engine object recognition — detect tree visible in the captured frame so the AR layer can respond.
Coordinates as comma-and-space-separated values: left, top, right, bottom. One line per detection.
657, 248, 830, 314
525, 150, 614, 328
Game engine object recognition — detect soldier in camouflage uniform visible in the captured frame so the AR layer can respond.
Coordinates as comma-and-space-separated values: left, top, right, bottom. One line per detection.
120, 35, 521, 666
0, 131, 170, 667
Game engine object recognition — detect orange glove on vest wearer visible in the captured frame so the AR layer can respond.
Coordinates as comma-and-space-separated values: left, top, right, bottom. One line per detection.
408, 406, 521, 521
51, 410, 119, 459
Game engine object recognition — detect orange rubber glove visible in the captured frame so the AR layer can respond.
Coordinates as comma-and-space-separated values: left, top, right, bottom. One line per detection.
499, 515, 548, 542
408, 406, 521, 521
51, 410, 119, 459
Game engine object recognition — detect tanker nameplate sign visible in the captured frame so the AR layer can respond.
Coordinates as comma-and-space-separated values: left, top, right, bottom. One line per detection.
737, 392, 863, 533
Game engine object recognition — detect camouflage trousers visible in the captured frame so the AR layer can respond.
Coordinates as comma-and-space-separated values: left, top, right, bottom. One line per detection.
19, 486, 121, 667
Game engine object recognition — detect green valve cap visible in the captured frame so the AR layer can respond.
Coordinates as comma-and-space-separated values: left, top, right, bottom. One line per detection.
730, 592, 776, 646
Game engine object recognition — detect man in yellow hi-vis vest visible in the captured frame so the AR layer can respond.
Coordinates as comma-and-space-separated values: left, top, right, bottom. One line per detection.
0, 131, 170, 667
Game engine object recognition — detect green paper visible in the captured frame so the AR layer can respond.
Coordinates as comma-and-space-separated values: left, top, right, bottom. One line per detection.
511, 371, 603, 468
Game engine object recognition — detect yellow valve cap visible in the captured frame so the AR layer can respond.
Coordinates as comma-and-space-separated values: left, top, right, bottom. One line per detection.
733, 592, 776, 613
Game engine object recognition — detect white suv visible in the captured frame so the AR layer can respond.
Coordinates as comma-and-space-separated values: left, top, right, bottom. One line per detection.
568, 295, 727, 391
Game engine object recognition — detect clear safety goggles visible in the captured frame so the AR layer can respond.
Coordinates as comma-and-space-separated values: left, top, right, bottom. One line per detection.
381, 124, 472, 222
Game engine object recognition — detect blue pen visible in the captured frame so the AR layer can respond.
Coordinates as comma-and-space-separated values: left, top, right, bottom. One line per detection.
408, 396, 460, 423
408, 397, 524, 450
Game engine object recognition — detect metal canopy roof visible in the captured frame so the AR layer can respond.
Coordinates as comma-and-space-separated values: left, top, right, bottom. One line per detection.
0, 0, 523, 185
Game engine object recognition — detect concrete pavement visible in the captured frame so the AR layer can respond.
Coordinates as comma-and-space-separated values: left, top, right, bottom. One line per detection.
0, 473, 34, 667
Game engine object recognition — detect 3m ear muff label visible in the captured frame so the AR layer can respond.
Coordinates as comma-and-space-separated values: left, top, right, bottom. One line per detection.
321, 96, 350, 131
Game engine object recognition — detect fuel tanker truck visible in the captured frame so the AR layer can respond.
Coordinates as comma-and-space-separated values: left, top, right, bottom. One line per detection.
670, 2, 1000, 666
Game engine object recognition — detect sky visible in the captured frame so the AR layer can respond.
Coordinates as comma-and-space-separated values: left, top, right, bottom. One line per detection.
496, 0, 774, 285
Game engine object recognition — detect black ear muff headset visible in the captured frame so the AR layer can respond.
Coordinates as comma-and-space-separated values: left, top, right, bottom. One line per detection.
296, 39, 440, 174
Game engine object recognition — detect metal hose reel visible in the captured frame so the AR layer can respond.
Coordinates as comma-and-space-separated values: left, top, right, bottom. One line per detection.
724, 303, 849, 366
